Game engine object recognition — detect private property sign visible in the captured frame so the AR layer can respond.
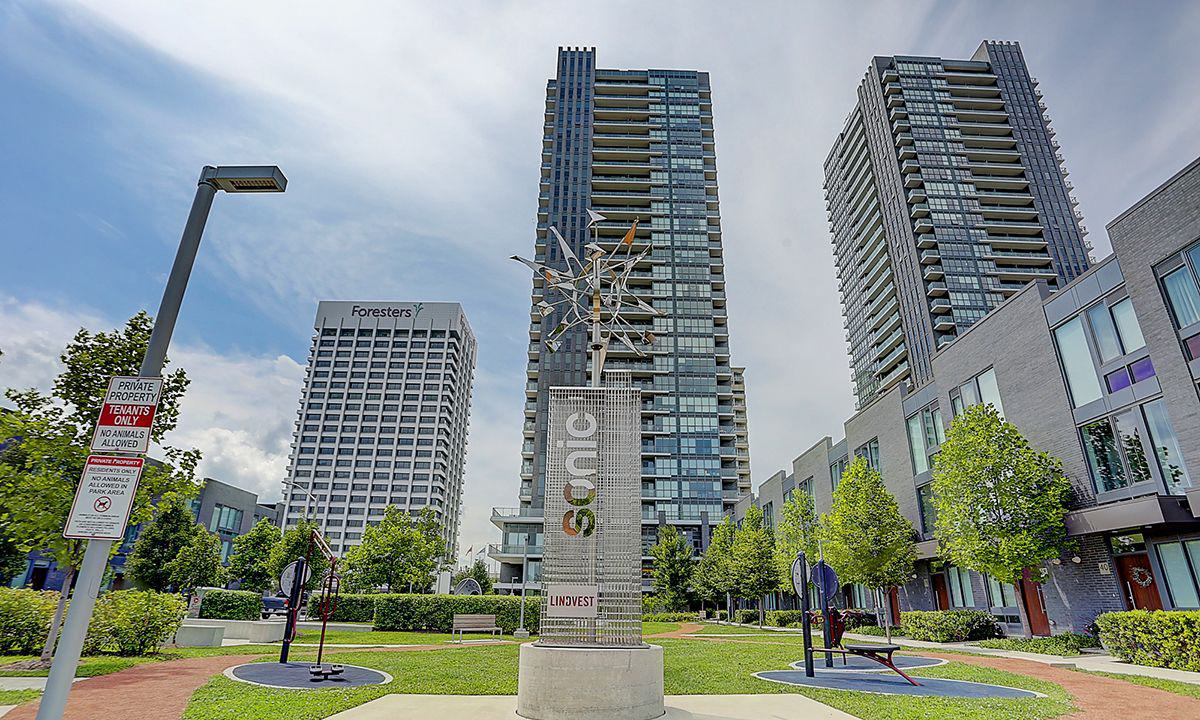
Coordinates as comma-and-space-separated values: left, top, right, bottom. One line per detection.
543, 583, 599, 619
89, 376, 163, 454
63, 455, 144, 540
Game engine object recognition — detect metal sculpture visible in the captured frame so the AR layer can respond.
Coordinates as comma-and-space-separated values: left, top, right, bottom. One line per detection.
511, 212, 659, 387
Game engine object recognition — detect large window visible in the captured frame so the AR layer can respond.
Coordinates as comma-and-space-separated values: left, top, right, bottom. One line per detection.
855, 438, 880, 470
951, 368, 1004, 418
829, 455, 848, 491
917, 484, 937, 535
946, 566, 974, 608
985, 573, 1018, 608
906, 404, 943, 474
1054, 317, 1102, 407
1143, 400, 1191, 493
1155, 539, 1200, 608
209, 504, 243, 534
1162, 265, 1200, 329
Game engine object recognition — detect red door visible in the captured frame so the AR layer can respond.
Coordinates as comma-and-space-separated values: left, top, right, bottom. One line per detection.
1018, 571, 1051, 637
1115, 555, 1164, 610
931, 574, 949, 610
888, 587, 901, 626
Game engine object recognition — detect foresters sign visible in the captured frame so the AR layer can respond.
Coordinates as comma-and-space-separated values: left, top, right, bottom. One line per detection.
90, 376, 163, 454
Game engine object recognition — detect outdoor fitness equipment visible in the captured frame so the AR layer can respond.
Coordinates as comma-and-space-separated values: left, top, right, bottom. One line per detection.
791, 551, 920, 686
308, 530, 344, 680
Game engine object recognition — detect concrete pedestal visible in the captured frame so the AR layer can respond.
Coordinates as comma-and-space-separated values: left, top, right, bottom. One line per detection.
516, 643, 665, 720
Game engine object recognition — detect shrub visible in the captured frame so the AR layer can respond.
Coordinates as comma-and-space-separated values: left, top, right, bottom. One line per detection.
764, 610, 807, 628
843, 608, 879, 630
641, 595, 675, 615
642, 612, 694, 623
978, 632, 1099, 656
1095, 610, 1200, 672
86, 590, 186, 656
307, 593, 376, 622
198, 589, 261, 621
712, 610, 728, 621
733, 609, 758, 625
853, 625, 902, 637
901, 610, 1001, 643
373, 594, 540, 634
0, 588, 60, 654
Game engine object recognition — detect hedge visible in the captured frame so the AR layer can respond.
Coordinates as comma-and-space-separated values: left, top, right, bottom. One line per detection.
901, 610, 1001, 642
0, 588, 60, 654
198, 589, 261, 621
643, 612, 691, 624
764, 610, 807, 628
1095, 610, 1200, 672
373, 594, 540, 633
978, 632, 1099, 657
733, 609, 758, 624
85, 590, 186, 656
307, 593, 376, 623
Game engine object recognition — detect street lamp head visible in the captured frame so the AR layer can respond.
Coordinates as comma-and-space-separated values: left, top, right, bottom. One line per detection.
200, 165, 287, 193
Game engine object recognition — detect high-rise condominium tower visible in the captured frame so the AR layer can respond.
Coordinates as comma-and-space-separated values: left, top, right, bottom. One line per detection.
825, 40, 1091, 407
281, 301, 476, 559
491, 47, 750, 593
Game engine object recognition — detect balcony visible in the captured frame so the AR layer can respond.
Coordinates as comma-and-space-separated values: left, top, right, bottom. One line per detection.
930, 298, 952, 314
916, 233, 937, 249
925, 282, 947, 297
920, 248, 940, 264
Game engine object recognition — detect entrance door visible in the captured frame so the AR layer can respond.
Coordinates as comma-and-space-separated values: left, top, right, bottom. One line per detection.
1018, 572, 1051, 636
1115, 554, 1164, 611
887, 587, 901, 626
931, 574, 949, 610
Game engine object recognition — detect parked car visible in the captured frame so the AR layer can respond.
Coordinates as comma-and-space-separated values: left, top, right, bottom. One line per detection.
261, 594, 289, 620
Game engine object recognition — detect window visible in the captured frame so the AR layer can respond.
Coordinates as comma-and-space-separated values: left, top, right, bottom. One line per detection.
1111, 299, 1146, 353
1087, 303, 1123, 362
1163, 266, 1200, 329
829, 455, 848, 490
1081, 408, 1156, 494
917, 484, 937, 535
907, 415, 929, 474
907, 405, 943, 474
209, 505, 243, 534
985, 574, 1018, 608
952, 369, 1003, 418
1143, 400, 1191, 493
975, 368, 1004, 417
848, 584, 870, 609
855, 438, 880, 470
946, 566, 974, 608
1155, 539, 1200, 608
1054, 316, 1102, 407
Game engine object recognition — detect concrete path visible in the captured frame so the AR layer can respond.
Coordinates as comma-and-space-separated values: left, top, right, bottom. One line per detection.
326, 693, 856, 720
3, 655, 257, 720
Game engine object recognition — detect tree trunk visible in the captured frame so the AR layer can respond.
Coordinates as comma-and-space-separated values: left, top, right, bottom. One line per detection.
758, 596, 764, 628
40, 566, 75, 662
880, 588, 893, 643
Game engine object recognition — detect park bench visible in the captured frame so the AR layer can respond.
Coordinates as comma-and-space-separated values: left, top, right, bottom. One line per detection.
451, 613, 503, 643
810, 607, 920, 686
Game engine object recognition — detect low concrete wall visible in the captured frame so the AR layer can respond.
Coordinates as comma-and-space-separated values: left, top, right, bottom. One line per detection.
171, 624, 225, 647
185, 619, 284, 643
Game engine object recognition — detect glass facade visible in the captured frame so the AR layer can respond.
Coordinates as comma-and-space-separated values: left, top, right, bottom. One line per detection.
1155, 539, 1200, 608
1054, 316, 1102, 407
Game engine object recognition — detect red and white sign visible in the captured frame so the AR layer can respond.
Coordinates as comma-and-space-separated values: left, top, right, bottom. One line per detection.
90, 376, 163, 454
64, 455, 144, 540
544, 583, 599, 619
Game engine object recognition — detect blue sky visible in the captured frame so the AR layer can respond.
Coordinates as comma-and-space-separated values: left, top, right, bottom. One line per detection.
2, 1, 1199, 561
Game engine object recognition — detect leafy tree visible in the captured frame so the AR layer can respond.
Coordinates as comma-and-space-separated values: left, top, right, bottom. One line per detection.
932, 403, 1071, 638
693, 515, 735, 616
268, 518, 330, 593
649, 525, 695, 612
773, 490, 821, 595
821, 456, 915, 641
227, 518, 282, 593
341, 507, 446, 593
126, 494, 202, 592
165, 528, 226, 593
0, 312, 199, 662
731, 505, 776, 627
451, 559, 493, 595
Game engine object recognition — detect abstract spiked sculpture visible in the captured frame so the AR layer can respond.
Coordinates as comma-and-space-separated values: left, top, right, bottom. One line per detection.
511, 213, 659, 386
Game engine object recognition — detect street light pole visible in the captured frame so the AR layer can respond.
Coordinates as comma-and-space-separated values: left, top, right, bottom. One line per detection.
514, 531, 534, 639
36, 166, 284, 720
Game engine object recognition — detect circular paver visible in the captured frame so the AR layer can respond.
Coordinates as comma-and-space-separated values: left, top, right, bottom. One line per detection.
754, 670, 1041, 698
789, 654, 946, 672
226, 662, 391, 689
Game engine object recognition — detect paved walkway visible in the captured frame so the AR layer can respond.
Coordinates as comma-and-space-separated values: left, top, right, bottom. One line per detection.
325, 693, 856, 720
3, 655, 258, 720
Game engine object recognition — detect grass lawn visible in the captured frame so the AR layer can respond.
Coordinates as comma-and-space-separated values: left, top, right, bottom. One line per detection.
1072, 669, 1200, 700
183, 634, 1073, 720
293, 630, 461, 646
641, 621, 681, 636
0, 645, 280, 678
0, 689, 41, 706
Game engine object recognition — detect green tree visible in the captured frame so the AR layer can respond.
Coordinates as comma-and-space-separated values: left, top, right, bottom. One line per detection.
649, 525, 695, 612
731, 505, 776, 627
932, 403, 1071, 638
451, 558, 493, 595
126, 494, 202, 592
0, 312, 199, 662
165, 528, 226, 593
693, 515, 735, 617
341, 507, 446, 593
227, 518, 282, 593
773, 490, 821, 595
268, 518, 330, 593
821, 456, 915, 641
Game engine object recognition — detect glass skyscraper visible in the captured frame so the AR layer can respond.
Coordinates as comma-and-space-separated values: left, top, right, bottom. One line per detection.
825, 41, 1091, 407
491, 47, 751, 593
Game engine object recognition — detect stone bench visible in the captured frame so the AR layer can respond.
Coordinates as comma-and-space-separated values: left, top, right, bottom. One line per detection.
171, 624, 225, 647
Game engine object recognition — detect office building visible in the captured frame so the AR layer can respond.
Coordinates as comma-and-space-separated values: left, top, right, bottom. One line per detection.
743, 155, 1200, 631
281, 301, 477, 559
825, 40, 1092, 408
491, 47, 751, 593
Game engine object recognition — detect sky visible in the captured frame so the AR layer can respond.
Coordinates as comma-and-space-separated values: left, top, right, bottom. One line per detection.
2, 1, 1200, 565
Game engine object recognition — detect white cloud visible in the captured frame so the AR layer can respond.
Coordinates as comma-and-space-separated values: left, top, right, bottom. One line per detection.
0, 297, 303, 502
